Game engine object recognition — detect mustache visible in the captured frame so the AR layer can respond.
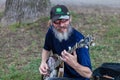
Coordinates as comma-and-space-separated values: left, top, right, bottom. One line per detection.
56, 26, 67, 30
52, 25, 73, 42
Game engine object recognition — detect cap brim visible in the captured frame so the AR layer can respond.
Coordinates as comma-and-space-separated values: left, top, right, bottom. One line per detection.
52, 15, 70, 22
59, 15, 70, 19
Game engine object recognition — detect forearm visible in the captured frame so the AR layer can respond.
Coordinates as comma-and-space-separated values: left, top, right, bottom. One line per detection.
39, 49, 50, 75
73, 63, 92, 78
41, 49, 50, 63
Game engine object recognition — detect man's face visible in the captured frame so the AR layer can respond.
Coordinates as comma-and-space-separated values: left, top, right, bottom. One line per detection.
52, 18, 72, 42
52, 19, 70, 33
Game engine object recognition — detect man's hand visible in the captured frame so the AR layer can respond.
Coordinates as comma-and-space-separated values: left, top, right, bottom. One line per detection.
60, 50, 78, 68
39, 62, 49, 75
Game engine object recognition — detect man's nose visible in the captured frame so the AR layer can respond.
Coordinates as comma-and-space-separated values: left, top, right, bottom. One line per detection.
60, 23, 64, 27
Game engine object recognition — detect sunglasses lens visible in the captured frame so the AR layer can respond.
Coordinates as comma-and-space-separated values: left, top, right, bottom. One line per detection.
53, 19, 68, 24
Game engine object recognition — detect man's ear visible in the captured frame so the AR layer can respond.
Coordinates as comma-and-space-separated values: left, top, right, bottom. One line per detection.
47, 20, 52, 27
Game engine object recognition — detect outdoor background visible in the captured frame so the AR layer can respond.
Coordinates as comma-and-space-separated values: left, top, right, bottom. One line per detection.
0, 0, 120, 80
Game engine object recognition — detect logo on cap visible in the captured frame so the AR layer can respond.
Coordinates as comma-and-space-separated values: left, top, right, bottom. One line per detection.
56, 7, 64, 14
56, 8, 62, 13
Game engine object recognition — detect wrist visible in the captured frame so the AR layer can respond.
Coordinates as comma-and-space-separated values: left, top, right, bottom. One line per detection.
41, 61, 47, 64
73, 62, 80, 69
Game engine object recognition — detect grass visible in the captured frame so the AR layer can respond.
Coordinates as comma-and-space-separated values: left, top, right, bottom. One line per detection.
0, 7, 120, 80
0, 59, 41, 80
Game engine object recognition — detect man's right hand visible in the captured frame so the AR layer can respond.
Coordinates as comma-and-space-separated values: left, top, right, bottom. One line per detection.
39, 62, 49, 75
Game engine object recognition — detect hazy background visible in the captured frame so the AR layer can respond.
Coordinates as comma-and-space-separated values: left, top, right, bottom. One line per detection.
1, 0, 120, 8
50, 0, 120, 8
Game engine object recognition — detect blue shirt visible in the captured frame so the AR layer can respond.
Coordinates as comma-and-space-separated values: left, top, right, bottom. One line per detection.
43, 26, 92, 80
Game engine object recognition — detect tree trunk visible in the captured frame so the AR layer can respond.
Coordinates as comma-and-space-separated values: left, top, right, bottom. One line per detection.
1, 0, 50, 26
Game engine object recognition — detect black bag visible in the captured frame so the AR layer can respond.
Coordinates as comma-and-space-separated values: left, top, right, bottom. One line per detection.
92, 63, 120, 80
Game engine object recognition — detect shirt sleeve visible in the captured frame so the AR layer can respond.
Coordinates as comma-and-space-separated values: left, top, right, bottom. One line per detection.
77, 47, 92, 70
43, 28, 53, 51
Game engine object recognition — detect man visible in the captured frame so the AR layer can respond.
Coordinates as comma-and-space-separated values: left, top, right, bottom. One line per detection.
39, 5, 92, 80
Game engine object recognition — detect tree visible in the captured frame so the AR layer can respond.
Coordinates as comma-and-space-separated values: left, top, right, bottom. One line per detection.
1, 0, 50, 26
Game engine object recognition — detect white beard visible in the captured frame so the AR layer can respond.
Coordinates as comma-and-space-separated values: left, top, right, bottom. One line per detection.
52, 25, 73, 42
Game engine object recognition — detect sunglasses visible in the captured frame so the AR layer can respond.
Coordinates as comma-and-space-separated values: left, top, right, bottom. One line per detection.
53, 19, 69, 25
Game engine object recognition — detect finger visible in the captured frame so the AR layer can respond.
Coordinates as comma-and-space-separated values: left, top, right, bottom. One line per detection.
61, 51, 65, 58
40, 68, 48, 75
39, 67, 41, 73
60, 56, 66, 61
40, 67, 45, 73
45, 64, 49, 70
62, 51, 69, 58
39, 67, 44, 74
63, 50, 69, 56
39, 65, 48, 75
61, 51, 67, 61
73, 51, 77, 57
61, 50, 69, 60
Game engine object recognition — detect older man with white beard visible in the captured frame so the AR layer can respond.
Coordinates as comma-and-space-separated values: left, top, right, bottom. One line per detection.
39, 5, 92, 80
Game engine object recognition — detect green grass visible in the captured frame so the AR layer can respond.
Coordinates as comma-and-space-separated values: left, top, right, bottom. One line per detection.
0, 59, 41, 80
0, 9, 120, 80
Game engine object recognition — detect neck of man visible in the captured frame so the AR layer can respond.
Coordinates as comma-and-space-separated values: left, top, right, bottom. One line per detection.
52, 25, 73, 42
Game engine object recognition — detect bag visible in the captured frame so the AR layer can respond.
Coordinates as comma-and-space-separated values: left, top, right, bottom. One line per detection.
92, 63, 120, 80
